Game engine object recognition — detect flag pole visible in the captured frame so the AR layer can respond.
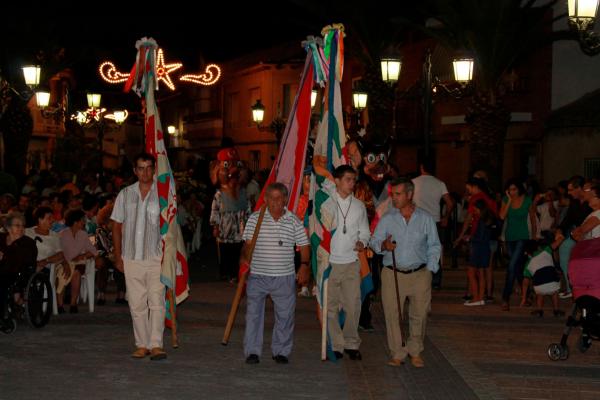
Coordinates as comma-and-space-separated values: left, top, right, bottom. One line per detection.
391, 243, 406, 346
168, 288, 179, 348
221, 204, 267, 345
320, 279, 329, 361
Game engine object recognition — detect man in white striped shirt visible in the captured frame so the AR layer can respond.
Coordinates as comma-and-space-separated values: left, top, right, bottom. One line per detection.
111, 153, 166, 361
241, 183, 310, 365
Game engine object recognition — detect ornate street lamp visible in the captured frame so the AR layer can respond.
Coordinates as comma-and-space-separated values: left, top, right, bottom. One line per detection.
452, 58, 474, 85
251, 99, 265, 124
22, 66, 41, 88
383, 50, 474, 156
352, 90, 368, 110
569, 0, 599, 31
381, 58, 401, 83
87, 92, 102, 109
568, 0, 600, 55
250, 98, 286, 145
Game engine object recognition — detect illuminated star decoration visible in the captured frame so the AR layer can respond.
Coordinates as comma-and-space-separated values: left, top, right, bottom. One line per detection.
155, 48, 182, 91
99, 48, 221, 90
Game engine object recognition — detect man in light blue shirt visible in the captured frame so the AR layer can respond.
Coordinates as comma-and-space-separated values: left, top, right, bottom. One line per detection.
370, 177, 441, 368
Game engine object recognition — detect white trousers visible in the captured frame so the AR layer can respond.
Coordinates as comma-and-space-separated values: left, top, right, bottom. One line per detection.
124, 257, 165, 349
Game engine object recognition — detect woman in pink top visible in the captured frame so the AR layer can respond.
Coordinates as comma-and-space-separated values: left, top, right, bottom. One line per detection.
59, 209, 97, 313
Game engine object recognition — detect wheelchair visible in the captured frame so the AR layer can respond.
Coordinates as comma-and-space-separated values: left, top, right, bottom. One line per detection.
1, 266, 53, 334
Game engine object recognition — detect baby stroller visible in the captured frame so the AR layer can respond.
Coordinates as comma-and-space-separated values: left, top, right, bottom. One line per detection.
547, 237, 600, 361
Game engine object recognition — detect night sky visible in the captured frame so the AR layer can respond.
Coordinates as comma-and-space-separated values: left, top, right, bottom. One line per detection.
0, 3, 331, 91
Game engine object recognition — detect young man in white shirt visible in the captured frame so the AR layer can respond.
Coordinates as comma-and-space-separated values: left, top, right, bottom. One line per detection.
111, 153, 166, 361
327, 165, 370, 360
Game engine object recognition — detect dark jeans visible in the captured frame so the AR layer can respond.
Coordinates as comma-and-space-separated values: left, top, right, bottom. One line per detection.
359, 254, 382, 328
502, 240, 526, 302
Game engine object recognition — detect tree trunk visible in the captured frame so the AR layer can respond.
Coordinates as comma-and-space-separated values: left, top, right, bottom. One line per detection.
465, 94, 510, 190
0, 101, 33, 185
363, 64, 394, 143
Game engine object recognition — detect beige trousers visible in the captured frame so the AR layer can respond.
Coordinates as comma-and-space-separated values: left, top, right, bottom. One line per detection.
381, 266, 431, 360
327, 261, 362, 351
124, 257, 165, 349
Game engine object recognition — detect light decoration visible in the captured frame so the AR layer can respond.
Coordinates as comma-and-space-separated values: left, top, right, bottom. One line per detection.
99, 48, 221, 90
105, 110, 129, 124
99, 61, 130, 84
70, 106, 107, 125
155, 48, 183, 90
180, 64, 221, 86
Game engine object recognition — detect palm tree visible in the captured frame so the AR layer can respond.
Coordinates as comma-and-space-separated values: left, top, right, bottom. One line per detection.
415, 0, 568, 185
288, 0, 419, 143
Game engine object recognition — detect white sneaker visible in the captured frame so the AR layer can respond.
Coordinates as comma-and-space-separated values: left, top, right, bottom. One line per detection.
559, 292, 572, 299
464, 300, 485, 306
311, 286, 318, 297
298, 287, 310, 297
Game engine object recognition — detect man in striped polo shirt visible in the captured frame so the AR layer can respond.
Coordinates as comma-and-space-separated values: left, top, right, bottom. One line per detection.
242, 182, 310, 365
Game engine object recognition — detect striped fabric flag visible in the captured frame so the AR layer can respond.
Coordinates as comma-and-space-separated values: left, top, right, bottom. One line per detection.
253, 41, 317, 214
126, 38, 190, 330
308, 24, 373, 361
239, 38, 325, 283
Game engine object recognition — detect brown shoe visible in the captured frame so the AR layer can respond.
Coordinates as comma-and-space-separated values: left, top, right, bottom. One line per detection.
387, 358, 405, 367
150, 347, 167, 361
131, 347, 150, 358
410, 355, 425, 368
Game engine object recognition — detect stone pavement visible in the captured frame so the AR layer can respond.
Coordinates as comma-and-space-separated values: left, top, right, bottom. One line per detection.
1, 245, 600, 399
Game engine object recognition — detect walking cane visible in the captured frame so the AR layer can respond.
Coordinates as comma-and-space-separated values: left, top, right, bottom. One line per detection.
390, 241, 406, 347
221, 204, 267, 345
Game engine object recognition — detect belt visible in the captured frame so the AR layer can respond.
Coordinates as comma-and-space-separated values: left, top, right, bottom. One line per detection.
384, 263, 427, 274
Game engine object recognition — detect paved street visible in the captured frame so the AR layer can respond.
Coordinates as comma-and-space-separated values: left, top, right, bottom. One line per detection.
1, 244, 600, 399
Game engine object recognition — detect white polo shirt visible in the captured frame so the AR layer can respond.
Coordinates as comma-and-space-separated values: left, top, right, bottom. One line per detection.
243, 208, 309, 277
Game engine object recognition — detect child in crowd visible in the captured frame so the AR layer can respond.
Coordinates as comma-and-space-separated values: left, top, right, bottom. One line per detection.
520, 235, 565, 317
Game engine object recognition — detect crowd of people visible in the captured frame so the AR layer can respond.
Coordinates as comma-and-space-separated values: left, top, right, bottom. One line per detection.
1, 148, 599, 367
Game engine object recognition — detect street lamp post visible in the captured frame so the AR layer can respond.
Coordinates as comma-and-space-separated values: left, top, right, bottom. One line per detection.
251, 99, 286, 146
381, 50, 473, 158
568, 0, 600, 55
72, 92, 128, 171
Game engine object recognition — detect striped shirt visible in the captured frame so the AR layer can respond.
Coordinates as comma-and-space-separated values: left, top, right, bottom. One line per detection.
110, 181, 162, 261
243, 208, 309, 277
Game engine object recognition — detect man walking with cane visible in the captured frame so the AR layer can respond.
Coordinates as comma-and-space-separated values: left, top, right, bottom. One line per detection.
370, 177, 441, 368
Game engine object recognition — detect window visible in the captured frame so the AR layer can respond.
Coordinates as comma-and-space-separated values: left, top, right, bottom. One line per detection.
584, 158, 600, 180
226, 92, 239, 129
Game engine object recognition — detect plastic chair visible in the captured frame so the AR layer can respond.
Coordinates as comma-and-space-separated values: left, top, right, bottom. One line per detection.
48, 263, 59, 315
79, 258, 95, 313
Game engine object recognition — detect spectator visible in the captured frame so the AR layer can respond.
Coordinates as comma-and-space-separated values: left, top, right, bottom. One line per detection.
58, 209, 98, 314
499, 178, 537, 311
